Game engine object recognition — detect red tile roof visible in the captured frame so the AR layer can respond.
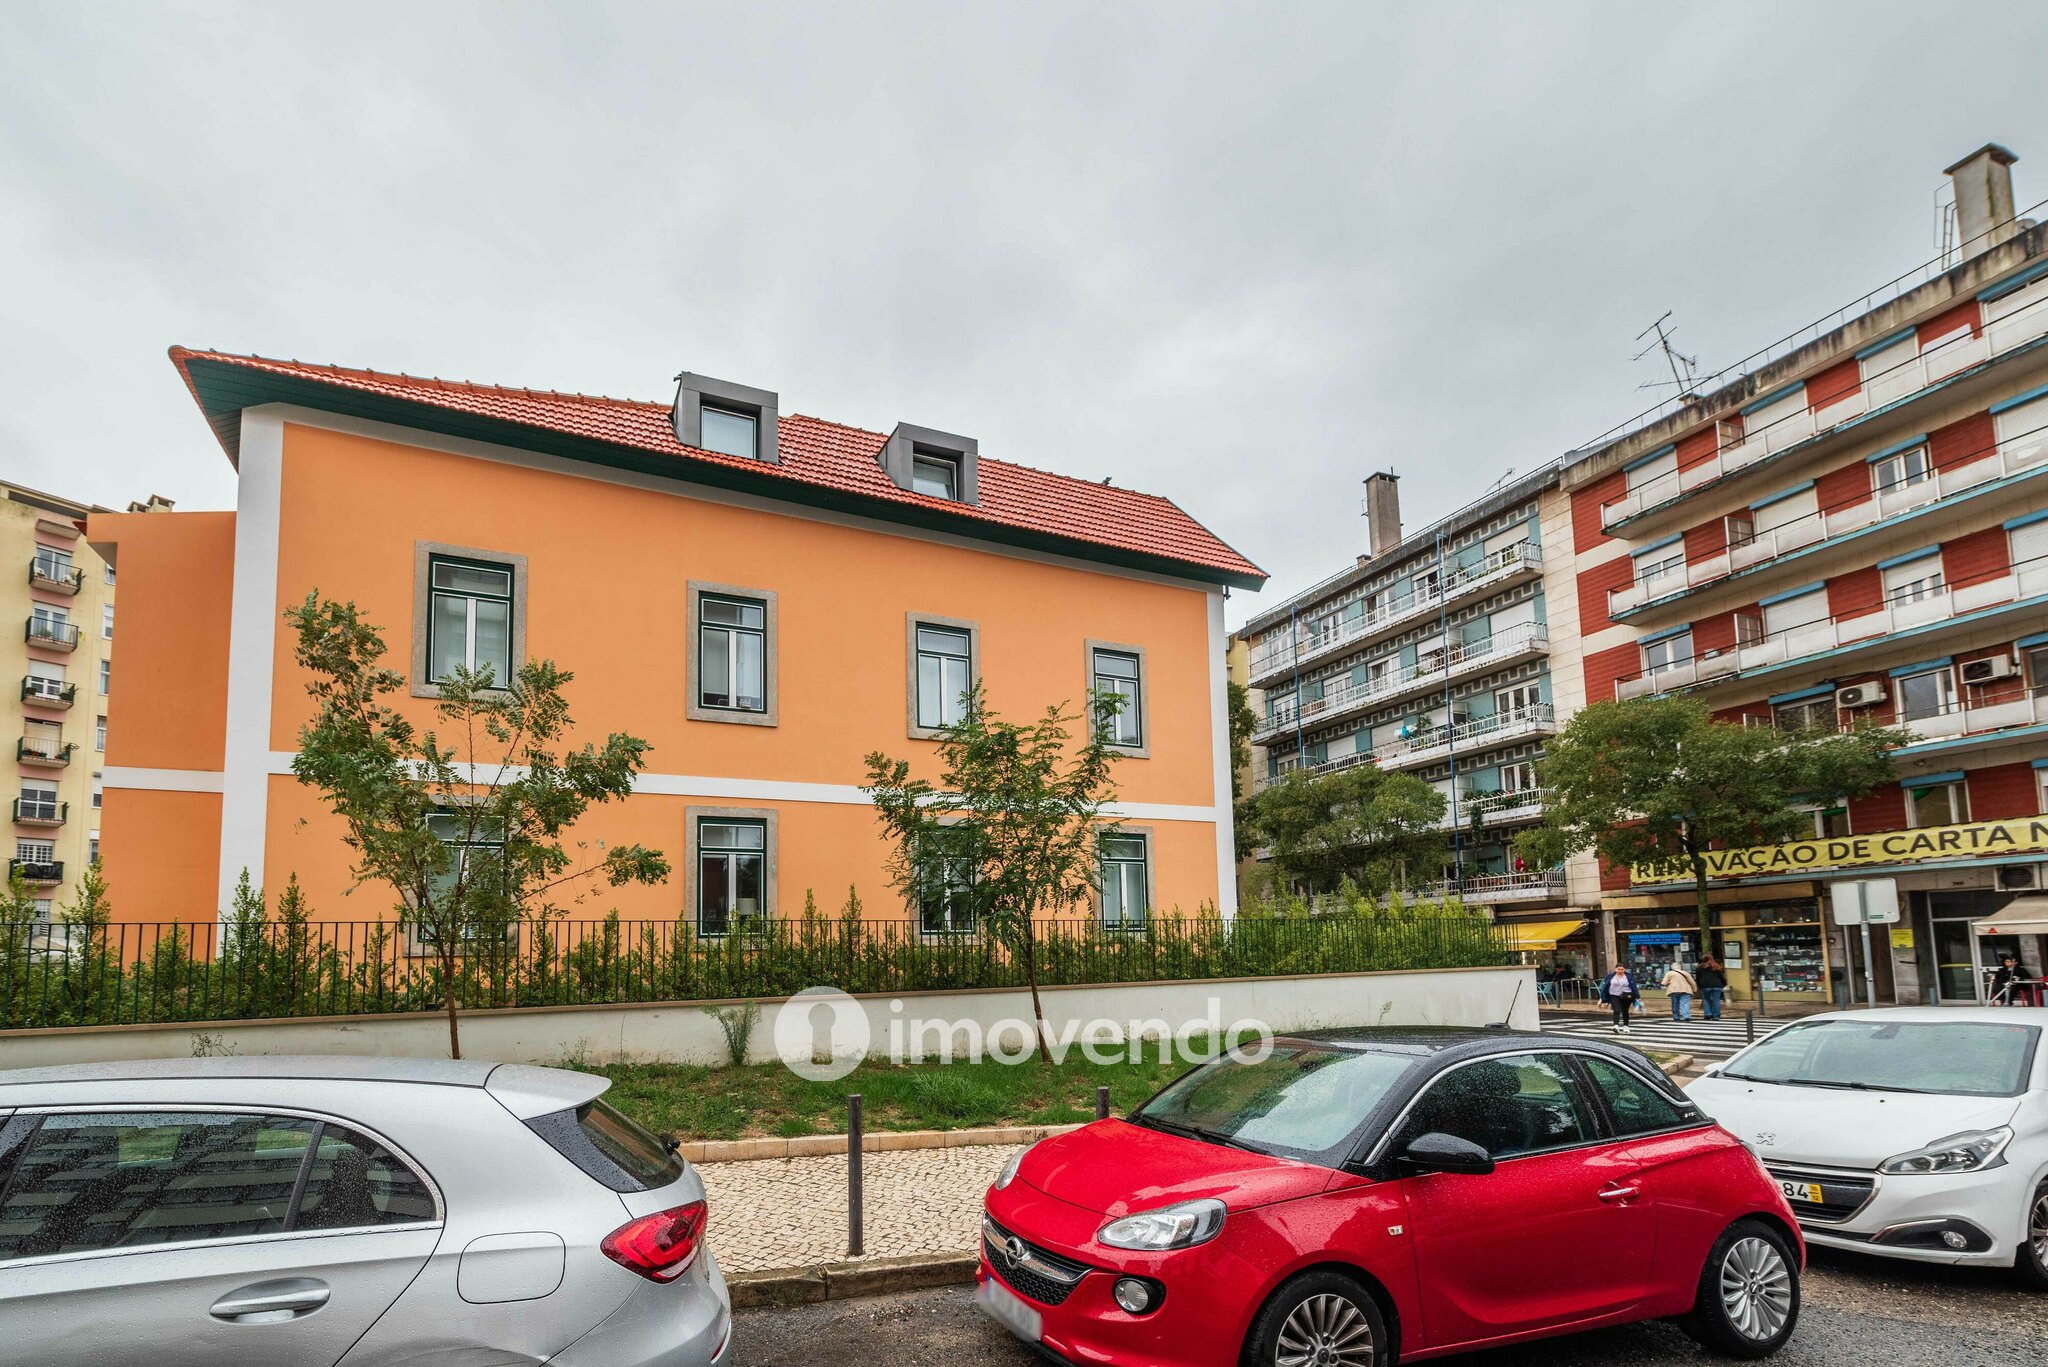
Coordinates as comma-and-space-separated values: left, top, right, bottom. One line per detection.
168, 348, 1265, 587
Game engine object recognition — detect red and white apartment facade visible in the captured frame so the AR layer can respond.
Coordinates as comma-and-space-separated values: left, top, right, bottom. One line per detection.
1565, 144, 2048, 1007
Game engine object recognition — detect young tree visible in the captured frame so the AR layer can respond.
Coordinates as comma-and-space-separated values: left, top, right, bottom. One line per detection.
287, 592, 669, 1058
1226, 678, 1260, 858
1245, 765, 1449, 898
863, 685, 1121, 1063
1517, 696, 1908, 942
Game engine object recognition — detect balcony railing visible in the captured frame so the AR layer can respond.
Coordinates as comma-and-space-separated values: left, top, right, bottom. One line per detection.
28, 557, 83, 595
1443, 788, 1549, 828
25, 619, 81, 652
1893, 686, 2048, 749
1255, 747, 1379, 794
12, 799, 66, 826
1616, 553, 2048, 700
1247, 542, 1543, 682
1425, 870, 1567, 903
19, 678, 76, 709
1608, 421, 2048, 617
1257, 623, 1550, 742
7, 859, 62, 885
16, 738, 74, 768
1599, 283, 2048, 531
1374, 703, 1558, 772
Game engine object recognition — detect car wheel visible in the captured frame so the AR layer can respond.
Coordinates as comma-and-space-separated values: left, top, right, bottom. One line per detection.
1682, 1219, 1800, 1358
2018, 1179, 2048, 1291
1241, 1271, 1388, 1367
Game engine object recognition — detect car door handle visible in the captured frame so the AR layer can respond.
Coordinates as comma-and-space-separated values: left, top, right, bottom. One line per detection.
210, 1278, 331, 1322
1597, 1183, 1642, 1203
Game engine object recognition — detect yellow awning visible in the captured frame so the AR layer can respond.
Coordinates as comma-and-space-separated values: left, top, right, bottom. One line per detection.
1501, 918, 1589, 951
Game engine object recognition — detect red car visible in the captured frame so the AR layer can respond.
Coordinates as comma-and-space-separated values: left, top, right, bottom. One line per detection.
979, 1030, 1802, 1366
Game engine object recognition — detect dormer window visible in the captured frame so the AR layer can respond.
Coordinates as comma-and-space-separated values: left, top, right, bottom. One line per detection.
911, 450, 960, 500
883, 422, 978, 504
672, 372, 780, 464
699, 405, 759, 461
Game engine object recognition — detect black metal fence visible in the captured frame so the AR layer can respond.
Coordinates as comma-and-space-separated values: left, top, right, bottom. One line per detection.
0, 912, 1513, 1031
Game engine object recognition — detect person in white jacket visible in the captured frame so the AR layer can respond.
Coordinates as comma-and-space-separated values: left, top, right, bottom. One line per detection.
1663, 963, 1699, 1022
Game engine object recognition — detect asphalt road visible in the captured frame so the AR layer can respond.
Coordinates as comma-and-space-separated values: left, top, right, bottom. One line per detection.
732, 1249, 2048, 1365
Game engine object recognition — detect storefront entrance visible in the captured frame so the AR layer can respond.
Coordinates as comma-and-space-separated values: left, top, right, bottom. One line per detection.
1612, 899, 1830, 1006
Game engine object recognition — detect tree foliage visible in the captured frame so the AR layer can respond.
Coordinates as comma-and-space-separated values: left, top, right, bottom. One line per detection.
1245, 765, 1449, 897
863, 684, 1122, 1062
1517, 696, 1907, 938
286, 591, 669, 1057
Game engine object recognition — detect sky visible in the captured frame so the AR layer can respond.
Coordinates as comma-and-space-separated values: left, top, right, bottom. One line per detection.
7, 1, 2048, 629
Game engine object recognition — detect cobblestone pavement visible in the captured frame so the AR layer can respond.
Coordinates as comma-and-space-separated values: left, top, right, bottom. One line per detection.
732, 1250, 2048, 1365
700, 1144, 1019, 1273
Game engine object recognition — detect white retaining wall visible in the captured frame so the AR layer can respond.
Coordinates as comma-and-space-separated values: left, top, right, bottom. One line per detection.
0, 965, 1538, 1070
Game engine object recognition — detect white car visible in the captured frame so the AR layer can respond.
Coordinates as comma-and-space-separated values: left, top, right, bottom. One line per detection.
1686, 1007, 2047, 1287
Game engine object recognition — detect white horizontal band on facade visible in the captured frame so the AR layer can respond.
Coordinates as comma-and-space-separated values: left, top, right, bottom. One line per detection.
100, 766, 227, 795
107, 754, 1222, 825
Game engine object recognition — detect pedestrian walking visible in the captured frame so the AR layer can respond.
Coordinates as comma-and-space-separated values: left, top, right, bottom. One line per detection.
1664, 963, 1699, 1021
1698, 956, 1728, 1020
1599, 965, 1640, 1034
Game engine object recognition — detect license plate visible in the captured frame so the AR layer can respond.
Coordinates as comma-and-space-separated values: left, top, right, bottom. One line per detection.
976, 1277, 1043, 1344
1779, 1179, 1823, 1205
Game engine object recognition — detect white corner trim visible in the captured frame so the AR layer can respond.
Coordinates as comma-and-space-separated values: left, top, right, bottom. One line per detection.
217, 408, 286, 914
1206, 589, 1239, 921
102, 766, 226, 795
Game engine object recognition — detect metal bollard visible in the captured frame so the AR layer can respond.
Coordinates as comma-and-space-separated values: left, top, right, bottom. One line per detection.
1095, 1085, 1111, 1121
847, 1094, 864, 1257
1745, 1010, 1755, 1045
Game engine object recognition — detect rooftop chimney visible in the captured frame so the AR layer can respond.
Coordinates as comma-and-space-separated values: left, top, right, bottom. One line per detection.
1945, 143, 2021, 258
1363, 470, 1402, 560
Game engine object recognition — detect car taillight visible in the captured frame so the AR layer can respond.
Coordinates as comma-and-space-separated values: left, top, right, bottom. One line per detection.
602, 1201, 708, 1282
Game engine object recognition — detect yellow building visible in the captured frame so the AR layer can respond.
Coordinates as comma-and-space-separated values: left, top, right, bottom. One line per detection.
5, 482, 161, 926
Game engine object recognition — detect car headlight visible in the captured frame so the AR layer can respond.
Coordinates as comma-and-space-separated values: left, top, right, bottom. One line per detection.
1096, 1198, 1226, 1251
993, 1144, 1031, 1192
1878, 1127, 2013, 1176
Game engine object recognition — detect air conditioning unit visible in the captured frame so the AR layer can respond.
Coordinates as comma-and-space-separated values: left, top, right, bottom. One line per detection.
1960, 656, 2018, 685
1996, 864, 2045, 892
1836, 681, 1887, 709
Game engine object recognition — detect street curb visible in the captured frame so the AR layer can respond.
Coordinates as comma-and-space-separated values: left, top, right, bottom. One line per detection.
728, 1252, 981, 1308
683, 1121, 1085, 1165
1659, 1053, 1694, 1076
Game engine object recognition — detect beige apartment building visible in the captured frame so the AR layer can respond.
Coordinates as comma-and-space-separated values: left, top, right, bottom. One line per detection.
6, 481, 159, 928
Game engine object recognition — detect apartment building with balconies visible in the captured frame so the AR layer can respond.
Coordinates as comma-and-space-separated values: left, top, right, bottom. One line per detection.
1236, 467, 1599, 965
1563, 144, 2048, 1007
3, 481, 155, 932
89, 349, 1263, 934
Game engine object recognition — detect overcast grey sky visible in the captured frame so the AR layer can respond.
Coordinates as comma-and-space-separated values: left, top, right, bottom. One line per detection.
7, 2, 2048, 624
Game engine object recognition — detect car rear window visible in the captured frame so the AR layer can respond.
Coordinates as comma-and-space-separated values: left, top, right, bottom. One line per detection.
526, 1098, 683, 1192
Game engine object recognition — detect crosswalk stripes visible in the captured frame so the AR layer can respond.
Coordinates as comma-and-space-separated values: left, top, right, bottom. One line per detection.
1539, 1010, 1789, 1059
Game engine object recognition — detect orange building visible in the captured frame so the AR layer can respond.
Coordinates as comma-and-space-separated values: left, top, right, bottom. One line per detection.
89, 351, 1263, 932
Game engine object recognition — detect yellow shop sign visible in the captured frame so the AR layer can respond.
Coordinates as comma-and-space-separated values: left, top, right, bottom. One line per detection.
1632, 816, 2048, 885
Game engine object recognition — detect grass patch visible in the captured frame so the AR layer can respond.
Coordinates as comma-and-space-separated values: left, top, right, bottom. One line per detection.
591, 1048, 1200, 1141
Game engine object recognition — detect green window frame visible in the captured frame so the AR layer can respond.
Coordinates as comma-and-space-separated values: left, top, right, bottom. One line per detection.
427, 555, 515, 686
1100, 833, 1150, 930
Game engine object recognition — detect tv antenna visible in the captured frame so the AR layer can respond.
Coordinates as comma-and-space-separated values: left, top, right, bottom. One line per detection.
1634, 311, 1702, 396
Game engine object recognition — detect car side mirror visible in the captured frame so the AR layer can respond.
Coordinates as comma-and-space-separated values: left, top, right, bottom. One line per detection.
1399, 1132, 1496, 1177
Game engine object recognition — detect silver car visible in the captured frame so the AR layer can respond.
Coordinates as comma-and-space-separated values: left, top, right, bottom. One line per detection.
0, 1055, 731, 1366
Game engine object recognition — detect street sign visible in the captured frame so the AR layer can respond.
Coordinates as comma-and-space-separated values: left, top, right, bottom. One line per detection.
1830, 878, 1900, 925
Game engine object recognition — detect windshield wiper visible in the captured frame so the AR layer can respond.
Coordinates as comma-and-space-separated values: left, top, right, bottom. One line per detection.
1131, 1113, 1267, 1154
